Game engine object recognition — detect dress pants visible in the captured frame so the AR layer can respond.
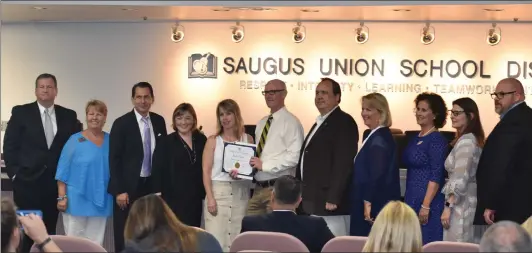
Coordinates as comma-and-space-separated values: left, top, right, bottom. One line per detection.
13, 173, 58, 253
62, 213, 107, 246
113, 176, 152, 252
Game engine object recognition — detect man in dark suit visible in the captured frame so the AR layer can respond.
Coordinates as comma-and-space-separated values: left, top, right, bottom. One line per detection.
295, 77, 359, 236
475, 78, 532, 228
241, 175, 334, 253
3, 73, 80, 253
108, 82, 167, 252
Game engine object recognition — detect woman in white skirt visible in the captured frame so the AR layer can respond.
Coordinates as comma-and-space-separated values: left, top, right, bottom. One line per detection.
202, 99, 254, 251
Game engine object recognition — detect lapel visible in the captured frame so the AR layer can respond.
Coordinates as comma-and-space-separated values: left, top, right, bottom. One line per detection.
50, 106, 64, 149
149, 112, 162, 141
31, 102, 48, 149
129, 110, 144, 148
305, 107, 339, 149
302, 123, 317, 148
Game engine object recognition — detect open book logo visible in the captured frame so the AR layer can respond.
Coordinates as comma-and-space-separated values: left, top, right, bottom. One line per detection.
188, 53, 218, 79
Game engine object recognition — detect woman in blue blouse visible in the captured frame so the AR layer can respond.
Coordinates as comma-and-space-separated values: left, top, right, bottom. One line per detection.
55, 100, 112, 246
403, 92, 449, 244
350, 93, 401, 236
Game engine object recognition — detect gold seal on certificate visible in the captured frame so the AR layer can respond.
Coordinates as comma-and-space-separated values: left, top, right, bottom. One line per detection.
222, 142, 257, 180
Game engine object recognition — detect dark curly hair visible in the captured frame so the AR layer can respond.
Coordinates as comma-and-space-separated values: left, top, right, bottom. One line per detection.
414, 92, 448, 128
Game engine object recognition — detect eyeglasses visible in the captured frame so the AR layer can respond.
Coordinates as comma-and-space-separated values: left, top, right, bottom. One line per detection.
490, 91, 516, 100
262, 89, 285, 96
448, 110, 465, 117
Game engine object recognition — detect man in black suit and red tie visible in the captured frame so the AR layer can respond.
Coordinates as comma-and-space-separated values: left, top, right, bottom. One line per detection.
475, 78, 532, 231
241, 175, 335, 253
108, 82, 167, 252
3, 73, 81, 253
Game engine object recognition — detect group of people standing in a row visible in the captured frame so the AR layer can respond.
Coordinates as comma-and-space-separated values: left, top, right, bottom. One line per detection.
3, 73, 532, 252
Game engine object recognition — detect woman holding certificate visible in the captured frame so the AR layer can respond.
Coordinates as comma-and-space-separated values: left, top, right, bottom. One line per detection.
202, 99, 254, 251
152, 103, 207, 228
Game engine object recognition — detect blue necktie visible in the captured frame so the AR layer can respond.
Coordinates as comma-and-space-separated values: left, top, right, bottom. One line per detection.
141, 117, 152, 176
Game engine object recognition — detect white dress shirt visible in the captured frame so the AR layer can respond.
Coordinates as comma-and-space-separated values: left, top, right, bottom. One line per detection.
300, 106, 339, 179
254, 107, 305, 181
37, 102, 57, 136
134, 109, 155, 177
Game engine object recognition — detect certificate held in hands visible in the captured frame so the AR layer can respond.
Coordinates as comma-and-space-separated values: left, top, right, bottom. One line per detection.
222, 142, 257, 180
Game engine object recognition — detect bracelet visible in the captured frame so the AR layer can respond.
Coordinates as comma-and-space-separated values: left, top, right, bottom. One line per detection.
57, 195, 67, 201
36, 237, 52, 251
421, 205, 431, 210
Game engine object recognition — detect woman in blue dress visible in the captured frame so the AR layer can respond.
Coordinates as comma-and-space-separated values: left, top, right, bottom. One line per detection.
350, 93, 401, 236
55, 100, 113, 246
403, 92, 449, 244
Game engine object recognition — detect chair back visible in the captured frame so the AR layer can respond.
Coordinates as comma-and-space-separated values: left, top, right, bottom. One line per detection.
423, 241, 479, 252
30, 235, 106, 252
321, 236, 368, 252
230, 231, 309, 252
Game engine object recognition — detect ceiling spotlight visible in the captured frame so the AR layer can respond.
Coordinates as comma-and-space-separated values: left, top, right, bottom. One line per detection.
171, 23, 185, 43
231, 21, 245, 43
486, 23, 501, 46
292, 22, 306, 43
420, 22, 435, 45
355, 22, 369, 44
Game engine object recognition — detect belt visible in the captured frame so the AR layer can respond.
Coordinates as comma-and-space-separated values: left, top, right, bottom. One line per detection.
256, 179, 277, 188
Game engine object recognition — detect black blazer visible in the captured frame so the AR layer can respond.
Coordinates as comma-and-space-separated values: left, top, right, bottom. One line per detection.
108, 110, 167, 196
296, 107, 359, 216
474, 102, 532, 225
241, 211, 335, 253
2, 102, 80, 181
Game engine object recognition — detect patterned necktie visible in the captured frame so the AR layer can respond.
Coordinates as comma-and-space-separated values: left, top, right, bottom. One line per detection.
44, 108, 54, 148
141, 117, 152, 176
256, 115, 273, 158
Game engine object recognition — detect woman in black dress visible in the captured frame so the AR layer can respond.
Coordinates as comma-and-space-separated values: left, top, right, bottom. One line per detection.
152, 103, 207, 227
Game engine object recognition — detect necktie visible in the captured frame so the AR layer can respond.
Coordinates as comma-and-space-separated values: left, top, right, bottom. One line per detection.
141, 117, 152, 176
256, 115, 273, 158
44, 108, 54, 148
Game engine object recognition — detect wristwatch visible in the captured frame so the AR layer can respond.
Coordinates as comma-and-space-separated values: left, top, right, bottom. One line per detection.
445, 201, 454, 208
36, 237, 52, 251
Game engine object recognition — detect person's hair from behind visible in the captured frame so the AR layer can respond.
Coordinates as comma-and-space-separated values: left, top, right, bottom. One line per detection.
362, 201, 422, 252
124, 194, 198, 252
272, 175, 302, 205
480, 220, 532, 252
1, 198, 19, 253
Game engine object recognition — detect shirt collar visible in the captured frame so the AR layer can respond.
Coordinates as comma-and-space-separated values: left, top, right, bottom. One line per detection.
500, 101, 524, 119
316, 105, 339, 122
134, 109, 149, 122
37, 102, 55, 115
269, 106, 287, 120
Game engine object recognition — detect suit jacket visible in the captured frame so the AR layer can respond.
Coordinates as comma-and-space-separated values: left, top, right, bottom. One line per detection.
296, 107, 359, 216
108, 110, 167, 196
2, 102, 80, 181
474, 102, 532, 225
240, 211, 335, 253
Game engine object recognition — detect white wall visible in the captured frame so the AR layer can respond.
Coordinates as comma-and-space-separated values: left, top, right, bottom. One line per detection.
2, 22, 532, 152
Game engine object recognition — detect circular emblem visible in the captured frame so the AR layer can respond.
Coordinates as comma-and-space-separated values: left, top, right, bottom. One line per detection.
235, 162, 241, 169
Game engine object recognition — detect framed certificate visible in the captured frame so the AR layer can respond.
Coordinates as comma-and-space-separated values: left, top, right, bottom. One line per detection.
222, 142, 257, 180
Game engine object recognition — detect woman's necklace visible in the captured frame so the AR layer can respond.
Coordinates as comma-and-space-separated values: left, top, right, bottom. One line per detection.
179, 134, 196, 164
417, 126, 436, 145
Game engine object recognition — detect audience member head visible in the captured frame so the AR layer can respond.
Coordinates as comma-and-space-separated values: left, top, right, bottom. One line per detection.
362, 201, 422, 252
215, 99, 244, 139
263, 79, 287, 113
1, 198, 20, 253
171, 103, 198, 135
480, 221, 532, 252
450, 97, 485, 147
124, 194, 197, 252
361, 92, 392, 129
315, 78, 341, 115
270, 175, 302, 211
414, 92, 448, 129
492, 78, 526, 115
34, 73, 58, 107
85, 100, 107, 131
131, 82, 154, 117
522, 216, 532, 235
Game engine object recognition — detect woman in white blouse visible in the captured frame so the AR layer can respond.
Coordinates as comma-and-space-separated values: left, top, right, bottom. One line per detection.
441, 97, 485, 243
202, 99, 254, 251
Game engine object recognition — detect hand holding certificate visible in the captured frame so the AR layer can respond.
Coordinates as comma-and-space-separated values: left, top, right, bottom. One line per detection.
222, 142, 257, 180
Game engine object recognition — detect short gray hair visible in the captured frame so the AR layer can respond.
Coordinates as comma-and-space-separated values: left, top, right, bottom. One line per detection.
479, 221, 532, 252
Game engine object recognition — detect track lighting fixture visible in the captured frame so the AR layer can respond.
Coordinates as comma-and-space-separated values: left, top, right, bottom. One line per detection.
420, 22, 435, 45
487, 23, 501, 46
292, 22, 306, 43
231, 21, 245, 43
355, 22, 369, 44
171, 22, 184, 42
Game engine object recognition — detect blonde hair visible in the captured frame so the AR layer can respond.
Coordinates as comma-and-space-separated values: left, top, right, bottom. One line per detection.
85, 99, 108, 116
361, 93, 392, 127
522, 216, 532, 235
362, 201, 423, 253
215, 99, 245, 138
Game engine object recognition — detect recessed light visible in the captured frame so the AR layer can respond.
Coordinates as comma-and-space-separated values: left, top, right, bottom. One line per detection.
251, 7, 276, 11
301, 9, 319, 13
32, 7, 48, 10
483, 8, 504, 12
393, 9, 411, 12
212, 8, 230, 12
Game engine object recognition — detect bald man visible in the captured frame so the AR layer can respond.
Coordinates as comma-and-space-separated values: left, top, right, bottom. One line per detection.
474, 78, 532, 233
247, 79, 305, 216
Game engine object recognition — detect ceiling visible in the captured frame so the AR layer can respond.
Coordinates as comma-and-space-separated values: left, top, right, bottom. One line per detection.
1, 3, 532, 23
